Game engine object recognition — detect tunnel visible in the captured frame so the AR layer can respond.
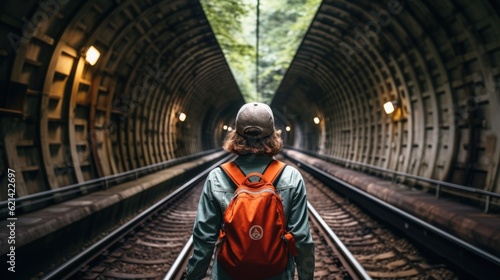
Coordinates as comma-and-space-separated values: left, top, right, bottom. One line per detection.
1, 0, 499, 204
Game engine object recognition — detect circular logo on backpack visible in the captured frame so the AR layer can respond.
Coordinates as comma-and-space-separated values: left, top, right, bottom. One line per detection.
249, 225, 263, 240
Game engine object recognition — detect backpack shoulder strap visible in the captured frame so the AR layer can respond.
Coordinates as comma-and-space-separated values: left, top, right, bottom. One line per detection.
221, 160, 287, 185
220, 161, 246, 186
262, 160, 287, 184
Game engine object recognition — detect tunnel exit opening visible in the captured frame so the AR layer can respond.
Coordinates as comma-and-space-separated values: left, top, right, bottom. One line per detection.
199, 0, 321, 104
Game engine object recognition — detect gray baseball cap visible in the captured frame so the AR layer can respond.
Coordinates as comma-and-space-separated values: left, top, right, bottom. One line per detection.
235, 102, 275, 139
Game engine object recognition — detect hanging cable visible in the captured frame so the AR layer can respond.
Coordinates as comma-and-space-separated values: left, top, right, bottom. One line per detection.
256, 0, 260, 101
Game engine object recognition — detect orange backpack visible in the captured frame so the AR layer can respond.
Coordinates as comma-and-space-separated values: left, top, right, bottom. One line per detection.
217, 160, 298, 279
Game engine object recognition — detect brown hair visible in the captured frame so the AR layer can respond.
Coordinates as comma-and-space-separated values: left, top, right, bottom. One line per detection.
223, 129, 283, 156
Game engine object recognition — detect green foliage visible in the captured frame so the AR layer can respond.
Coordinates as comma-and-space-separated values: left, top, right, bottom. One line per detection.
200, 0, 321, 103
200, 0, 256, 101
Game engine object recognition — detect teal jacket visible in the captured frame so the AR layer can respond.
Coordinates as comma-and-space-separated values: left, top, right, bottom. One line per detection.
186, 155, 315, 279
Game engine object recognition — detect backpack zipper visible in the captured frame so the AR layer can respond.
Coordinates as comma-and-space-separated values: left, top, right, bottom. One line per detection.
232, 188, 276, 198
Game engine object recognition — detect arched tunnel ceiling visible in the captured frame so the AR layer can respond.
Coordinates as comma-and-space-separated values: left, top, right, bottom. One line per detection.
0, 0, 499, 199
0, 0, 244, 197
272, 0, 500, 193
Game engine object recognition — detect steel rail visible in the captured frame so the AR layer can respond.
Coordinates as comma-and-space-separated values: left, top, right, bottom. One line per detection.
307, 202, 372, 280
40, 154, 233, 280
164, 236, 194, 280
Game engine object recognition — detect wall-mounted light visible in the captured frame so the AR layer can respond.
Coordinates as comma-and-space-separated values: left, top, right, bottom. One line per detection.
313, 117, 320, 124
285, 125, 291, 132
383, 100, 399, 114
178, 112, 186, 122
85, 46, 100, 66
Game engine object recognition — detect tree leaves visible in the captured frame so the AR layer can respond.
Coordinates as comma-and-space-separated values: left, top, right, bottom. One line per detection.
200, 0, 321, 103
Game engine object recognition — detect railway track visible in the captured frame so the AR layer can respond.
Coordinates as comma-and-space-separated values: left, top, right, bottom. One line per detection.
77, 180, 204, 280
167, 186, 371, 280
39, 155, 233, 280
40, 155, 465, 279
299, 160, 458, 279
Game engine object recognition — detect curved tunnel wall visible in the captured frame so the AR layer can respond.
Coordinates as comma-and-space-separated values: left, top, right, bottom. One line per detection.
0, 0, 244, 198
273, 0, 500, 193
1, 0, 499, 199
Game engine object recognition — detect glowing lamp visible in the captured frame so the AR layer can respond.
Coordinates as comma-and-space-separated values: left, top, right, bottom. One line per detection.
178, 112, 186, 122
383, 101, 398, 114
85, 46, 100, 66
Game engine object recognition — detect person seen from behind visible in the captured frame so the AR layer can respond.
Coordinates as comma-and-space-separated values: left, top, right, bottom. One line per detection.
186, 102, 315, 279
